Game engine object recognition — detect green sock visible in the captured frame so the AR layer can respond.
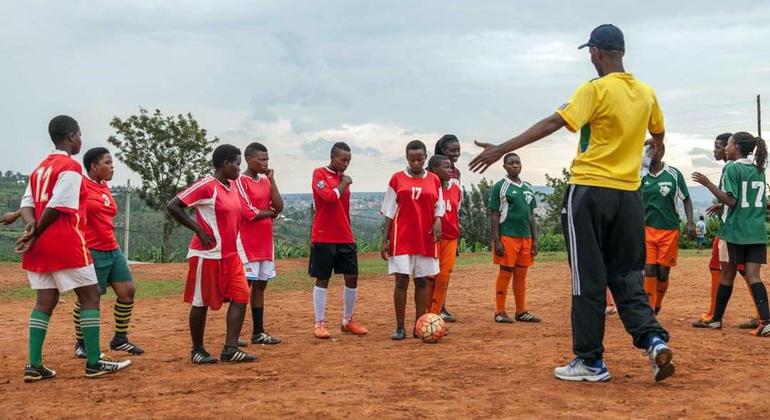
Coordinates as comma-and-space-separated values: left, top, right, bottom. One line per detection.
80, 309, 101, 365
29, 310, 50, 367
73, 302, 83, 342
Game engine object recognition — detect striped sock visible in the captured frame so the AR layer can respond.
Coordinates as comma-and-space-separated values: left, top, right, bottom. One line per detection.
80, 309, 101, 365
73, 302, 83, 342
114, 300, 134, 337
29, 310, 50, 367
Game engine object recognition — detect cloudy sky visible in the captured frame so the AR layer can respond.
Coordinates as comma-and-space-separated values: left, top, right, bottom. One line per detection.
2, 1, 768, 192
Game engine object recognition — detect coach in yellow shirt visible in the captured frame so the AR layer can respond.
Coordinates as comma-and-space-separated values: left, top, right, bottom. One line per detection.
470, 24, 673, 383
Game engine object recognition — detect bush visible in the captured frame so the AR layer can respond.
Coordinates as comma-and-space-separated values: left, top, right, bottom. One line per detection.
537, 232, 566, 252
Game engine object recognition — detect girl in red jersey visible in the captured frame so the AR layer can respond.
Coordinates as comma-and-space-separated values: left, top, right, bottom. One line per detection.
167, 144, 256, 364
433, 134, 462, 322
71, 147, 144, 359
426, 155, 461, 318
236, 142, 283, 346
381, 140, 445, 340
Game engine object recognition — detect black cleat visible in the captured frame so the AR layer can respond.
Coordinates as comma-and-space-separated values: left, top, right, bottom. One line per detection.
191, 347, 217, 364
391, 327, 406, 340
252, 332, 282, 345
24, 364, 56, 383
440, 306, 456, 323
494, 312, 514, 324
74, 341, 87, 359
220, 347, 257, 363
110, 336, 145, 355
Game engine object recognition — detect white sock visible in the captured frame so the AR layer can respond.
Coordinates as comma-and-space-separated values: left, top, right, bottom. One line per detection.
343, 286, 357, 324
313, 286, 327, 323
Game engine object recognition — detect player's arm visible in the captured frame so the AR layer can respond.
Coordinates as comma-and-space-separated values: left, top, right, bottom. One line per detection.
693, 171, 736, 208
16, 185, 38, 253
166, 197, 214, 248
432, 184, 444, 242
381, 216, 393, 261
682, 196, 695, 239
469, 113, 567, 173
2, 209, 21, 225
529, 209, 539, 256
490, 210, 504, 257
266, 169, 284, 214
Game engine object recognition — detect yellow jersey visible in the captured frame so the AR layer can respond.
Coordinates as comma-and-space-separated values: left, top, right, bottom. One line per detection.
556, 72, 665, 191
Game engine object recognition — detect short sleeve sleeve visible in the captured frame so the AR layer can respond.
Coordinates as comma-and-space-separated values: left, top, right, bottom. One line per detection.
489, 181, 502, 212
555, 82, 597, 133
676, 169, 689, 200
380, 175, 398, 219
177, 178, 213, 207
722, 165, 739, 198
47, 170, 82, 213
529, 187, 538, 210
434, 177, 445, 218
648, 93, 665, 135
20, 182, 33, 208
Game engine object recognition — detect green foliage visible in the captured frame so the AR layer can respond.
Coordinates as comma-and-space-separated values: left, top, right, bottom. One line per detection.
537, 232, 566, 252
539, 168, 571, 235
107, 108, 218, 261
459, 178, 493, 250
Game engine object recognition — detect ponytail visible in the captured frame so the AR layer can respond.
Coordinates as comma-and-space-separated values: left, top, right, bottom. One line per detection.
755, 137, 767, 172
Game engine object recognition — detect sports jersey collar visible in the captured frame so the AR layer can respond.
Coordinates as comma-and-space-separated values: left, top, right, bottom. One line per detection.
50, 150, 70, 156
646, 163, 669, 178
212, 176, 231, 191
403, 168, 428, 179
324, 166, 341, 175
84, 175, 109, 187
505, 175, 523, 187
735, 158, 753, 165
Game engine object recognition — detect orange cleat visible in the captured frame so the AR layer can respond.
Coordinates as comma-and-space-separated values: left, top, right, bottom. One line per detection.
340, 319, 368, 336
314, 321, 331, 339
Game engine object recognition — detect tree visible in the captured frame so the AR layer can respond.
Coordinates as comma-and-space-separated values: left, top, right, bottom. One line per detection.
539, 168, 571, 235
459, 178, 493, 251
108, 108, 218, 261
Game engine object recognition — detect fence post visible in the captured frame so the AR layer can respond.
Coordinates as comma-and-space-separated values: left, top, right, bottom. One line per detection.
124, 179, 131, 259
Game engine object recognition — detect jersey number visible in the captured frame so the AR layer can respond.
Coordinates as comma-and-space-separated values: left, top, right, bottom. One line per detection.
34, 166, 53, 203
740, 181, 765, 208
411, 187, 422, 200
445, 200, 452, 212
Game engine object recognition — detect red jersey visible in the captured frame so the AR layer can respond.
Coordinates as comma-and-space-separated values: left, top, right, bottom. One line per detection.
381, 169, 445, 257
235, 174, 274, 262
83, 177, 120, 251
177, 176, 242, 260
310, 166, 355, 244
21, 151, 92, 272
441, 180, 462, 240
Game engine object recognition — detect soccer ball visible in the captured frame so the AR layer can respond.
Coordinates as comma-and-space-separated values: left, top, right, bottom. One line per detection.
415, 313, 446, 343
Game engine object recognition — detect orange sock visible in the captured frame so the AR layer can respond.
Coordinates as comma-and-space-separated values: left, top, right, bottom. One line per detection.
706, 270, 720, 318
512, 266, 528, 314
426, 278, 436, 313
654, 280, 669, 310
644, 276, 657, 306
430, 272, 450, 314
495, 269, 513, 313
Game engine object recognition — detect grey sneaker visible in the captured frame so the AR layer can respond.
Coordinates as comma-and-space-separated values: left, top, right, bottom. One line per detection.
554, 358, 610, 382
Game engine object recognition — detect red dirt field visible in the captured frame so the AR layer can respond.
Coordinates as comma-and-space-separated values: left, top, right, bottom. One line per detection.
1, 254, 769, 419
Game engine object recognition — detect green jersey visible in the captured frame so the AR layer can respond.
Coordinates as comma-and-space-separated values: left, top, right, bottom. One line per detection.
721, 158, 767, 244
489, 177, 536, 238
641, 164, 689, 230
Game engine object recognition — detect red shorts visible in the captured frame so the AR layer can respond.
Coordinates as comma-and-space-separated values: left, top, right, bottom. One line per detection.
184, 255, 249, 310
708, 236, 746, 272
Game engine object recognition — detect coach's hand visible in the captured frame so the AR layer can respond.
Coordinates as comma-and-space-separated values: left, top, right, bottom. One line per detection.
380, 239, 390, 261
469, 141, 505, 173
494, 239, 505, 257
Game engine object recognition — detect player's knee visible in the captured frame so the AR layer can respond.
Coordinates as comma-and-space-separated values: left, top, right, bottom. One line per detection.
414, 277, 427, 288
500, 266, 514, 273
343, 275, 358, 289
119, 284, 136, 302
395, 277, 409, 290
315, 278, 330, 289
644, 265, 658, 277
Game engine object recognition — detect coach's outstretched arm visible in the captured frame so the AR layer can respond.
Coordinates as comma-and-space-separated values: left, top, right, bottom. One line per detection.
469, 113, 567, 173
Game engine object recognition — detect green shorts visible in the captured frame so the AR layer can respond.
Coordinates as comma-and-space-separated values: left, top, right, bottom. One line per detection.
90, 249, 133, 294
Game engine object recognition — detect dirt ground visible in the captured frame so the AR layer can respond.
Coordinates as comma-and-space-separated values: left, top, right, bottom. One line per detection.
1, 253, 769, 419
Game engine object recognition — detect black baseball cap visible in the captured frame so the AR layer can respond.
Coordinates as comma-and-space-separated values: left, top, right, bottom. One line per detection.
578, 24, 625, 51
